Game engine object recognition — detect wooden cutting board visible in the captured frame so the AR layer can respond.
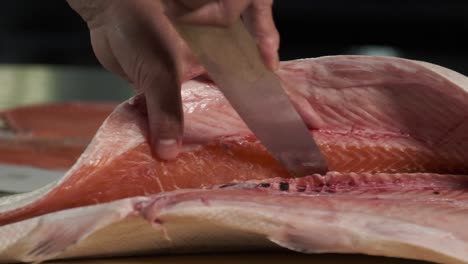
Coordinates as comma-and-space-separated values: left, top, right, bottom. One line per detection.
48, 252, 430, 264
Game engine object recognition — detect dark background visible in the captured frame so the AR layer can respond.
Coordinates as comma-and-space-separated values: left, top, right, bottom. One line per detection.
1, 0, 468, 74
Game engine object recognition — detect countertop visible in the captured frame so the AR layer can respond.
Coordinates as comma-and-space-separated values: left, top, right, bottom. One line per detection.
0, 64, 131, 110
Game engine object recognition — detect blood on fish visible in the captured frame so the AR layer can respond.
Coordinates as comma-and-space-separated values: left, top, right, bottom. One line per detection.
279, 182, 290, 191
258, 183, 271, 188
219, 183, 238, 189
296, 185, 307, 192
200, 197, 210, 206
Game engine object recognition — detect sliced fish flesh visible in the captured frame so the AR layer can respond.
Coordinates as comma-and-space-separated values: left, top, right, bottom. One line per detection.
1, 56, 468, 263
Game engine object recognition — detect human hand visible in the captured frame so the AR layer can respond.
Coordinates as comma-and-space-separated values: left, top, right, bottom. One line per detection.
66, 0, 279, 160
165, 0, 279, 71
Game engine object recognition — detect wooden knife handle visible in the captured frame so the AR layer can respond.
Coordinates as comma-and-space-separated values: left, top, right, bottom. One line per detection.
173, 19, 269, 83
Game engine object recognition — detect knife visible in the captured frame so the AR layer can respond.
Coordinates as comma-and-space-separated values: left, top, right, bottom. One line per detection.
173, 20, 328, 176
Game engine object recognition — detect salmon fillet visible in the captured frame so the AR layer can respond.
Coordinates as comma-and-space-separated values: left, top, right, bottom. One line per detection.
0, 102, 117, 169
1, 55, 468, 263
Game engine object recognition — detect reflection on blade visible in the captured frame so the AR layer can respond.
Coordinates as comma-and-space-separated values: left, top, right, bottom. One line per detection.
174, 21, 328, 176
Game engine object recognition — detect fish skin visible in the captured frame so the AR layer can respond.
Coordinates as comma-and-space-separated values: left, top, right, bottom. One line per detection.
1, 55, 468, 263
1, 173, 468, 263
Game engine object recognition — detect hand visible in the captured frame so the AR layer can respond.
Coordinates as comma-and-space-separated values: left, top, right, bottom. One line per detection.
66, 0, 279, 160
165, 0, 280, 71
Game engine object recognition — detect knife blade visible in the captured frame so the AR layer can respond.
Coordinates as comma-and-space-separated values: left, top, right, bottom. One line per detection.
173, 20, 328, 176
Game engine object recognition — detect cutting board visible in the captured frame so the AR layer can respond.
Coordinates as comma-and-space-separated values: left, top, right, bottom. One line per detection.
48, 252, 429, 264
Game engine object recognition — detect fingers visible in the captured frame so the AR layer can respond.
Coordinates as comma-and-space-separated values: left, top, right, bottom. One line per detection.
165, 0, 251, 27
101, 0, 187, 160
74, 0, 188, 161
165, 0, 279, 71
89, 29, 130, 82
242, 0, 280, 71
143, 65, 184, 160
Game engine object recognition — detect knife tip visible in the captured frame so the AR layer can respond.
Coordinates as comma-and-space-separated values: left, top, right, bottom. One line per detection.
278, 152, 329, 177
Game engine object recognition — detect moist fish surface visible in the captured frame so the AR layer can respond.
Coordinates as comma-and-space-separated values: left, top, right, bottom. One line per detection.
0, 102, 117, 170
1, 55, 468, 263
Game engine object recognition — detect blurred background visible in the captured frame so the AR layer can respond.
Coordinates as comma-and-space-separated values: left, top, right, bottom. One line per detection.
0, 0, 468, 109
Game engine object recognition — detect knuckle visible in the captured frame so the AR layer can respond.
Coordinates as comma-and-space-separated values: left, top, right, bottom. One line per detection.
132, 57, 151, 92
263, 34, 279, 49
253, 0, 273, 11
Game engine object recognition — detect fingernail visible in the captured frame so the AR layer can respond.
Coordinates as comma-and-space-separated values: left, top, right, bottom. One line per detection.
155, 139, 180, 160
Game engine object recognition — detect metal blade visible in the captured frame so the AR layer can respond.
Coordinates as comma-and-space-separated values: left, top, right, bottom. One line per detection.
174, 21, 328, 176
